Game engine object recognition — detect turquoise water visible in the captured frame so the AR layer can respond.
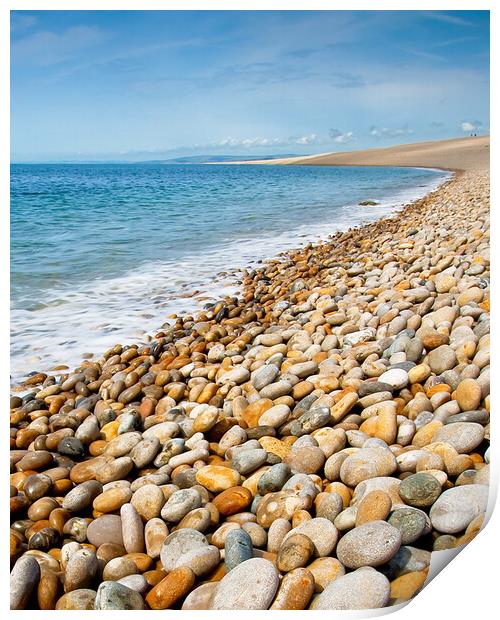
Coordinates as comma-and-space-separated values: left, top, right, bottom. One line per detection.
11, 163, 448, 379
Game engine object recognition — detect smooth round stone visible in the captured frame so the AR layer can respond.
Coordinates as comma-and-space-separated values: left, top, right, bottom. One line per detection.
58, 436, 85, 457
430, 484, 489, 534
432, 422, 485, 454
10, 555, 41, 609
23, 474, 53, 502
340, 448, 397, 487
277, 533, 314, 572
213, 486, 253, 516
195, 465, 241, 492
87, 515, 124, 547
160, 529, 208, 571
336, 521, 401, 569
145, 518, 169, 559
131, 484, 165, 520
252, 365, 280, 391
258, 463, 291, 495
17, 450, 53, 471
307, 557, 345, 592
211, 558, 279, 610
146, 567, 195, 609
171, 544, 220, 576
355, 490, 392, 526
256, 490, 309, 528
56, 589, 97, 610
96, 457, 134, 484
399, 473, 442, 508
232, 448, 268, 474
282, 518, 338, 557
94, 581, 145, 610
120, 503, 144, 553
161, 488, 202, 523
117, 574, 148, 595
64, 548, 98, 592
388, 507, 429, 544
378, 369, 409, 390
129, 437, 160, 468
427, 345, 457, 374
267, 518, 292, 553
258, 404, 290, 428
102, 557, 139, 581
63, 480, 103, 512
455, 378, 482, 411
225, 528, 253, 571
182, 582, 218, 610
284, 446, 325, 475
311, 566, 391, 610
270, 567, 315, 610
382, 545, 431, 579
93, 487, 132, 513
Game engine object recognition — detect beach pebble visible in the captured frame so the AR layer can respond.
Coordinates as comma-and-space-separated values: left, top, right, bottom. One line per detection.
161, 488, 202, 522
336, 521, 401, 568
160, 529, 208, 571
94, 581, 145, 610
311, 567, 391, 610
120, 503, 144, 553
145, 567, 195, 609
195, 465, 241, 492
282, 517, 338, 557
277, 533, 314, 572
432, 422, 485, 454
87, 515, 124, 547
399, 473, 442, 508
225, 528, 253, 571
270, 568, 315, 610
210, 558, 279, 609
378, 369, 409, 390
340, 448, 397, 486
430, 484, 489, 533
56, 589, 97, 610
388, 507, 430, 544
10, 555, 41, 610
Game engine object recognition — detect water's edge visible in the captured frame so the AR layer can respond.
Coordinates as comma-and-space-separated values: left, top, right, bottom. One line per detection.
10, 166, 451, 383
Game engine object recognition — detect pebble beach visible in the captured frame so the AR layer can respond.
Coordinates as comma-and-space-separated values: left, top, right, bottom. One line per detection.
10, 139, 491, 610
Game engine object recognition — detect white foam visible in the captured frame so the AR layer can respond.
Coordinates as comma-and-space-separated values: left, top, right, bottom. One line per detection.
10, 169, 450, 383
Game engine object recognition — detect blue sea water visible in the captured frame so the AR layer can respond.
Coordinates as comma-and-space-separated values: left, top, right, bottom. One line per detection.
11, 163, 449, 379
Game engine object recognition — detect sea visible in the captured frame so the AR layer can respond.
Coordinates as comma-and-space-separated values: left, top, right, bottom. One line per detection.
10, 163, 450, 381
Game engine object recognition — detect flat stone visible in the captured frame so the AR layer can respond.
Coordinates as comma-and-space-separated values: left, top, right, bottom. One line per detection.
340, 448, 397, 486
282, 518, 338, 557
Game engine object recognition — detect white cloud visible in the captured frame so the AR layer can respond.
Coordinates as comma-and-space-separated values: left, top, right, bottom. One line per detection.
369, 125, 414, 139
461, 120, 482, 132
329, 128, 355, 144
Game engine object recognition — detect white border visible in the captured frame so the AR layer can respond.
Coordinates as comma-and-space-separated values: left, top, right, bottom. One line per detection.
2, 2, 496, 619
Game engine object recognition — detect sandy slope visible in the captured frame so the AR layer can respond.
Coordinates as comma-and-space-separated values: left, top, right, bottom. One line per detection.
231, 136, 490, 172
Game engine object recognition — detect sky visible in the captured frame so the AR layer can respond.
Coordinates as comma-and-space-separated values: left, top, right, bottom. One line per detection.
11, 10, 490, 162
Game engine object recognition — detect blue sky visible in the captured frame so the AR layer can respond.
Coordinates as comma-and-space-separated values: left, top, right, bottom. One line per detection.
11, 10, 490, 162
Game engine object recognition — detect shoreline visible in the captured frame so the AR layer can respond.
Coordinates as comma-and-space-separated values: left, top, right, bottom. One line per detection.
10, 166, 449, 385
10, 144, 490, 610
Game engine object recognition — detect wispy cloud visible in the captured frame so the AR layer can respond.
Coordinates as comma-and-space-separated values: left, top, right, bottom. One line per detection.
461, 120, 482, 132
421, 11, 476, 27
329, 128, 355, 144
369, 125, 414, 140
12, 25, 109, 66
11, 13, 37, 33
